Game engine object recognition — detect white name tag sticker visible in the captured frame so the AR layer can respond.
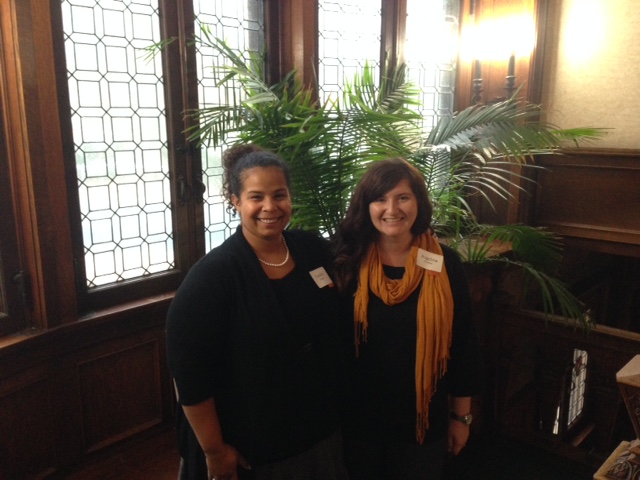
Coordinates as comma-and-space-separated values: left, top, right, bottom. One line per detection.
309, 267, 334, 288
416, 248, 443, 274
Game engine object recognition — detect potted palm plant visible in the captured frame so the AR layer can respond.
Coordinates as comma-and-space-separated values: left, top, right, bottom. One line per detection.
151, 31, 604, 326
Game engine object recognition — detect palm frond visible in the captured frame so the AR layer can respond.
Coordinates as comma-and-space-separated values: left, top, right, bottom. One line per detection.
494, 257, 590, 327
428, 98, 605, 164
450, 225, 589, 324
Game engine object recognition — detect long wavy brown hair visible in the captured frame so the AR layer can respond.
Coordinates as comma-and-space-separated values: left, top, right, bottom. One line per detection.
331, 158, 433, 292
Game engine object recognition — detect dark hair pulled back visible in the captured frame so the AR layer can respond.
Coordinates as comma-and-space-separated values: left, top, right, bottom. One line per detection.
222, 144, 291, 214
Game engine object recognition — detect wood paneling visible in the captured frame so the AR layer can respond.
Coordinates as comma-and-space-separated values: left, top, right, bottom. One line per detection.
77, 339, 163, 451
491, 309, 640, 468
0, 299, 174, 479
533, 149, 640, 257
0, 368, 57, 479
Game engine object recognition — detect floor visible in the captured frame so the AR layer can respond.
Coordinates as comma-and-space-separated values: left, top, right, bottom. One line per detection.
57, 429, 181, 480
442, 434, 596, 480
58, 428, 597, 480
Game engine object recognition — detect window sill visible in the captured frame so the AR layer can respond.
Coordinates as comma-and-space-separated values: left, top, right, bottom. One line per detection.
0, 292, 176, 357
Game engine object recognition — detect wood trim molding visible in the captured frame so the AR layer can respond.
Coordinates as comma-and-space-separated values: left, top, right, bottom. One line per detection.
381, 0, 407, 74
1, 0, 78, 328
270, 0, 318, 91
533, 149, 640, 257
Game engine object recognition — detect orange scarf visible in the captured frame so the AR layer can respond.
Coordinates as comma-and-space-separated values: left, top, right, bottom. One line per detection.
354, 233, 454, 443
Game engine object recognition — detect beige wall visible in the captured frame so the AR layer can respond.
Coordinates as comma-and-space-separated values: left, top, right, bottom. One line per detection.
541, 0, 640, 149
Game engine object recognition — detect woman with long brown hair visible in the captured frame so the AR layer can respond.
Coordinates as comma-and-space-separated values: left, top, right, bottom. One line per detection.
332, 158, 481, 480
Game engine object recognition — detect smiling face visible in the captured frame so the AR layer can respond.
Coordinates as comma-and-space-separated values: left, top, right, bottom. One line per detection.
368, 179, 418, 242
232, 166, 292, 243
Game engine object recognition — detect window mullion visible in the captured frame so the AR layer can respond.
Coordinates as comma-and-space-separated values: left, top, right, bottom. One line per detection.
160, 0, 205, 269
381, 0, 407, 74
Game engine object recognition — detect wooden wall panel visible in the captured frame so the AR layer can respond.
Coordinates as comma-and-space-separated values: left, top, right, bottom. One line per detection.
77, 339, 163, 452
0, 369, 56, 479
533, 149, 640, 257
0, 299, 174, 478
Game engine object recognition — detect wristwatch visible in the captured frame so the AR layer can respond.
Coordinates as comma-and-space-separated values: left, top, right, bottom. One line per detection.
449, 411, 473, 425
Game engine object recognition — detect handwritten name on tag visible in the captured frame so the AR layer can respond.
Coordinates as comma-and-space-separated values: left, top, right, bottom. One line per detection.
309, 267, 334, 288
416, 248, 443, 274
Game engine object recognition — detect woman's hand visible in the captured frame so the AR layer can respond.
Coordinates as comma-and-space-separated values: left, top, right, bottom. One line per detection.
205, 443, 251, 480
181, 399, 251, 480
448, 396, 472, 455
447, 420, 470, 455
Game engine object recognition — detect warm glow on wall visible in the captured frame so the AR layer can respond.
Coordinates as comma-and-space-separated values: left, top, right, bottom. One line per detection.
562, 0, 606, 62
460, 14, 535, 62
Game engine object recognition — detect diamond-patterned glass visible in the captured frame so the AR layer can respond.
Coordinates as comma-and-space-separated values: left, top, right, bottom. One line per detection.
406, 0, 460, 133
62, 0, 173, 287
318, 0, 382, 105
318, 1, 459, 134
193, 0, 265, 252
567, 348, 588, 426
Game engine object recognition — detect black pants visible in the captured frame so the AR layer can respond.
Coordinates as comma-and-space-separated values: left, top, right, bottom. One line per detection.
177, 405, 348, 480
344, 436, 447, 480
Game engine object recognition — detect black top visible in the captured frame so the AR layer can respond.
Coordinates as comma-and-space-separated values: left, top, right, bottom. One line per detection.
344, 244, 482, 443
166, 228, 347, 466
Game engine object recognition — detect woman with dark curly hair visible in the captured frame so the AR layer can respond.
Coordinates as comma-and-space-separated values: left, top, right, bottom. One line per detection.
167, 144, 349, 480
332, 157, 481, 480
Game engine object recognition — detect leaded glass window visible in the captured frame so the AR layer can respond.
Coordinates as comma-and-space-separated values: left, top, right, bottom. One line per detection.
193, 0, 265, 252
567, 348, 588, 427
405, 0, 460, 132
318, 0, 460, 134
61, 0, 265, 289
317, 0, 382, 105
62, 0, 172, 287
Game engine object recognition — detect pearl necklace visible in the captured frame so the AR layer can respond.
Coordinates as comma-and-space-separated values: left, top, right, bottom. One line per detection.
258, 235, 290, 267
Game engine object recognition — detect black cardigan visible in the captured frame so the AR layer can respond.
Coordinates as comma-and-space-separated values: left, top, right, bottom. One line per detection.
343, 243, 482, 443
166, 228, 347, 466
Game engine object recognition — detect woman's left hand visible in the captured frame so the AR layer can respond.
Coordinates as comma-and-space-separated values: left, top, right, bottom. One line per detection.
447, 420, 470, 455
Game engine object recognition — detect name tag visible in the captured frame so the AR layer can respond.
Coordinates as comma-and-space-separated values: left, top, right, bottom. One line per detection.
416, 248, 443, 275
309, 266, 334, 288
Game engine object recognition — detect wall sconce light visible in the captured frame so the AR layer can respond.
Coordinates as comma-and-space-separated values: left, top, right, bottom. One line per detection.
472, 60, 483, 105
461, 13, 535, 105
472, 53, 517, 105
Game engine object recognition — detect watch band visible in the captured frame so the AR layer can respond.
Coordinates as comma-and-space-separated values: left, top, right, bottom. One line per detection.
449, 411, 473, 425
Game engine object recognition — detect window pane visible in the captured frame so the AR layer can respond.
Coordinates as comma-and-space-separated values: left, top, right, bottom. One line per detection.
318, 0, 382, 105
193, 0, 265, 252
406, 0, 460, 133
62, 0, 173, 287
567, 348, 588, 426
